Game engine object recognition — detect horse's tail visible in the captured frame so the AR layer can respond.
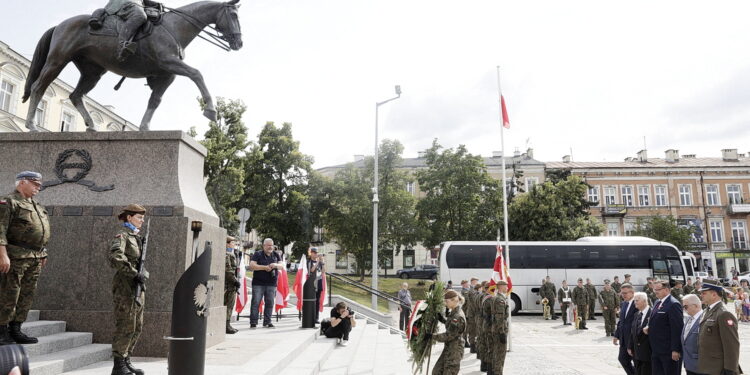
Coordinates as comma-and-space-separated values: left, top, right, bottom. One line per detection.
23, 26, 55, 103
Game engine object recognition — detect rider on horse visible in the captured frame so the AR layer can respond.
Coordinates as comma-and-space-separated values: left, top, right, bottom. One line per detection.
98, 0, 163, 61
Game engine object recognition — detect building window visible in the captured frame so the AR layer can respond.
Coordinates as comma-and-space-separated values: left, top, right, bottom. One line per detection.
525, 177, 538, 190
383, 250, 393, 269
61, 111, 75, 132
624, 221, 636, 236
679, 184, 692, 206
34, 100, 47, 128
727, 184, 742, 204
335, 250, 348, 269
607, 222, 619, 236
0, 80, 14, 113
406, 181, 415, 195
588, 186, 599, 205
403, 249, 415, 268
621, 186, 634, 206
638, 186, 650, 206
655, 185, 668, 206
706, 184, 720, 206
731, 220, 747, 250
710, 220, 724, 244
604, 186, 616, 206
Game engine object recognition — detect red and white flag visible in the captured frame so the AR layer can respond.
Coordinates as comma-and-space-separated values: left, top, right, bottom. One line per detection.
318, 268, 327, 313
234, 252, 248, 314
500, 95, 510, 129
489, 244, 513, 293
292, 254, 308, 311
275, 254, 290, 312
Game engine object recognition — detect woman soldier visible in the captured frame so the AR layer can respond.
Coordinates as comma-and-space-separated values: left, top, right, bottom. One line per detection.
429, 289, 467, 375
109, 204, 148, 375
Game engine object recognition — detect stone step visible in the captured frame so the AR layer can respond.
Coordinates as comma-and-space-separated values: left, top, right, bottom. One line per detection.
372, 327, 410, 375
347, 322, 380, 374
23, 332, 93, 357
278, 338, 337, 375
319, 318, 369, 374
27, 310, 40, 322
29, 344, 111, 375
21, 320, 67, 338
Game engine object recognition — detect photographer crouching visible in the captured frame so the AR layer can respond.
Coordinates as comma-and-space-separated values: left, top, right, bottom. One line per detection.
322, 302, 357, 346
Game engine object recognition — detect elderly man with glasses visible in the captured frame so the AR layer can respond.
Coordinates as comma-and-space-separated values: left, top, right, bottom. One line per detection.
680, 294, 704, 375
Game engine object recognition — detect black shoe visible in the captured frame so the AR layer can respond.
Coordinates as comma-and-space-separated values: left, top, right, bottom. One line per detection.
589, 317, 596, 320
581, 327, 589, 330
111, 357, 135, 375
125, 357, 144, 375
264, 323, 275, 328
226, 321, 237, 334
250, 324, 257, 328
464, 341, 470, 348
470, 345, 476, 354
8, 322, 37, 344
552, 316, 559, 320
480, 361, 487, 372
0, 325, 15, 346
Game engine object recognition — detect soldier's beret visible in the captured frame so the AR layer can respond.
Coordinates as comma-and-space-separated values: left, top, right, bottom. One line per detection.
604, 279, 610, 284
577, 278, 583, 282
698, 279, 723, 293
674, 279, 683, 285
16, 171, 42, 181
118, 204, 146, 220
496, 280, 508, 286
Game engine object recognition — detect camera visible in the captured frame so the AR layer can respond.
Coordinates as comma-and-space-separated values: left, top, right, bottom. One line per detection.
0, 345, 29, 375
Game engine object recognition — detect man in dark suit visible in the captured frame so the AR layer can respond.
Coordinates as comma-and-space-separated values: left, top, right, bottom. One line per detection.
614, 283, 636, 375
646, 279, 684, 375
680, 294, 705, 375
628, 292, 652, 375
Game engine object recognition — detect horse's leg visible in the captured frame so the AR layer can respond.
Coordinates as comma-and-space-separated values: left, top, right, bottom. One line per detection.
23, 61, 67, 132
70, 60, 106, 132
139, 74, 176, 131
158, 58, 217, 121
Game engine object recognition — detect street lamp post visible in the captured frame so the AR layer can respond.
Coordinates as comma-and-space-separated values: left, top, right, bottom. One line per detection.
372, 85, 401, 310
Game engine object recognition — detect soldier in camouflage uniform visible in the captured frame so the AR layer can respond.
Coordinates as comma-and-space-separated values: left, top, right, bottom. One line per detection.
109, 204, 148, 375
465, 278, 479, 353
670, 279, 684, 301
584, 278, 597, 320
491, 280, 510, 375
557, 280, 573, 325
472, 282, 486, 357
541, 276, 558, 320
644, 277, 657, 305
479, 282, 496, 372
683, 278, 695, 295
610, 276, 622, 293
572, 278, 588, 329
597, 280, 619, 336
225, 237, 240, 334
0, 171, 50, 346
429, 289, 466, 375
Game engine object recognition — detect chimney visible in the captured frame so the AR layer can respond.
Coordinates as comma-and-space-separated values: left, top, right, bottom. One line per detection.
526, 148, 534, 159
722, 148, 738, 161
417, 151, 426, 158
562, 155, 571, 163
637, 149, 648, 163
624, 157, 633, 162
513, 148, 521, 157
492, 151, 503, 158
665, 149, 679, 163
354, 154, 364, 162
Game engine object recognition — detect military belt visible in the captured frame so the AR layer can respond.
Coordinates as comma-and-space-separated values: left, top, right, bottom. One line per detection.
8, 241, 45, 252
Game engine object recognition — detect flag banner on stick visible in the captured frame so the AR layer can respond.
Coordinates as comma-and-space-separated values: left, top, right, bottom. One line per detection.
489, 244, 513, 293
292, 254, 308, 311
318, 268, 327, 313
501, 95, 510, 129
234, 252, 248, 314
275, 254, 290, 312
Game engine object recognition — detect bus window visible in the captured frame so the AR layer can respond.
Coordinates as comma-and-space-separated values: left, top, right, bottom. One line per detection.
651, 259, 668, 276
668, 259, 684, 279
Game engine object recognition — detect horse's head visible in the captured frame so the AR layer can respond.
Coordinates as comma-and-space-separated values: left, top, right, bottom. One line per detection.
217, 0, 243, 50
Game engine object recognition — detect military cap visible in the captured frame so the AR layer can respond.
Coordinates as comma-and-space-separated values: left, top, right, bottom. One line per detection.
16, 171, 42, 181
577, 278, 583, 282
118, 204, 146, 220
698, 279, 723, 293
603, 279, 610, 284
496, 280, 508, 286
309, 247, 318, 253
460, 280, 468, 284
674, 279, 684, 285
470, 277, 479, 281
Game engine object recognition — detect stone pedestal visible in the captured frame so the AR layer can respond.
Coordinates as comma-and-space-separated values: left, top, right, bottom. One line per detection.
0, 131, 227, 357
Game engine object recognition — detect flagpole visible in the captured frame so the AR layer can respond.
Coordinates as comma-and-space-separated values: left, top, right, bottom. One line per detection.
496, 65, 513, 352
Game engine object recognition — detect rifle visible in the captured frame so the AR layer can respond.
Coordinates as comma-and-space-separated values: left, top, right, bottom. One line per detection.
134, 219, 151, 306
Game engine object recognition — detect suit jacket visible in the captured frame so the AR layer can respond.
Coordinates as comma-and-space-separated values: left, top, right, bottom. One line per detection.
615, 299, 636, 347
647, 296, 684, 355
629, 309, 652, 361
697, 302, 741, 375
681, 312, 701, 373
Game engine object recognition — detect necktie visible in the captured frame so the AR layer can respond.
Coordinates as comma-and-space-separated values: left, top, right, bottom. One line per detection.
683, 316, 693, 340
636, 312, 643, 330
652, 300, 661, 317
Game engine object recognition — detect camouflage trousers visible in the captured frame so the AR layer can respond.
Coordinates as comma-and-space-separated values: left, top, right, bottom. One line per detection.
465, 315, 476, 346
576, 304, 587, 329
602, 307, 616, 334
492, 334, 507, 375
482, 332, 495, 366
432, 339, 464, 375
112, 288, 144, 358
475, 319, 485, 360
0, 258, 42, 325
588, 301, 595, 319
224, 287, 236, 321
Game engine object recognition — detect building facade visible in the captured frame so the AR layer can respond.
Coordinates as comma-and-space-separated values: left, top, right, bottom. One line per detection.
0, 40, 137, 132
547, 149, 750, 278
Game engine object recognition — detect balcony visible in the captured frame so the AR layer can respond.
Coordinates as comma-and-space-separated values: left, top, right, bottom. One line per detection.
728, 204, 750, 214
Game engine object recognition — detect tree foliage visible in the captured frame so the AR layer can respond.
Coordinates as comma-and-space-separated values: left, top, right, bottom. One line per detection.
634, 215, 695, 250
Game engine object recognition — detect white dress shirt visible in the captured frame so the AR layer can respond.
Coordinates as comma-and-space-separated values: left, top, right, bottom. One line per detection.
683, 310, 702, 340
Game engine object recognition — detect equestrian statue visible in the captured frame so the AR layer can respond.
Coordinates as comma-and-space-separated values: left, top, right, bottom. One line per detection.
22, 0, 243, 132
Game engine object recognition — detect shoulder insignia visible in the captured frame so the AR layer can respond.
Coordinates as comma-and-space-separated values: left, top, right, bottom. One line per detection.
452, 319, 458, 322
115, 234, 122, 238
0, 200, 6, 205
727, 319, 734, 326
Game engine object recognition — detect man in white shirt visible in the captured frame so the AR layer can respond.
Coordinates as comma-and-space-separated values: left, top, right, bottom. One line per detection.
680, 294, 704, 375
614, 284, 637, 375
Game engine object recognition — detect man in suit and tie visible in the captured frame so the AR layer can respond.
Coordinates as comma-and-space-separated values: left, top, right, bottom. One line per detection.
646, 279, 684, 375
614, 283, 637, 375
681, 294, 705, 375
697, 279, 741, 375
628, 292, 652, 375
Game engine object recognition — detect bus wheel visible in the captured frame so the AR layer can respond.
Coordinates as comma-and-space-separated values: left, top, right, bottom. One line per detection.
510, 293, 521, 316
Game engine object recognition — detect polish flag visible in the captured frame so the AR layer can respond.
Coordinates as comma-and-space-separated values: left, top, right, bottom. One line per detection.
293, 254, 308, 311
489, 245, 513, 293
275, 254, 290, 312
234, 252, 248, 314
318, 268, 327, 313
501, 95, 510, 129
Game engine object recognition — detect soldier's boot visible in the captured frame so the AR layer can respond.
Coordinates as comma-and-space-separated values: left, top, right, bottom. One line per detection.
117, 40, 137, 62
226, 321, 237, 334
470, 343, 476, 353
464, 341, 470, 348
486, 363, 494, 375
111, 357, 135, 375
8, 322, 38, 344
125, 357, 145, 375
480, 361, 487, 372
0, 325, 15, 345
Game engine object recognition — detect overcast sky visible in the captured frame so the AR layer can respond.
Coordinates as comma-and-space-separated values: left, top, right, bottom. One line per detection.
4, 1, 750, 168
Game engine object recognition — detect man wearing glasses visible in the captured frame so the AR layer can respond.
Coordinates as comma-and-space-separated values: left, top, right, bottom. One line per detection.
646, 280, 684, 375
0, 172, 50, 346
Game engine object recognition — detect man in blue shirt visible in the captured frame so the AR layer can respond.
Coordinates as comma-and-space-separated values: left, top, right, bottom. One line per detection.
249, 238, 284, 328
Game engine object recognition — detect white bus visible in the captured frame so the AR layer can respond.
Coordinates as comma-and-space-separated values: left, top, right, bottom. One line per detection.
439, 237, 688, 315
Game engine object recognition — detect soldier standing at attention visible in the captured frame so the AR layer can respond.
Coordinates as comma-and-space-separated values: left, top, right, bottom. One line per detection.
466, 277, 479, 353
623, 273, 632, 286
542, 276, 558, 320
585, 278, 597, 320
697, 279, 741, 375
491, 281, 510, 375
670, 280, 684, 301
611, 276, 622, 294
459, 280, 470, 347
644, 278, 657, 305
0, 171, 50, 346
429, 290, 466, 375
598, 280, 619, 336
109, 204, 148, 375
683, 278, 695, 295
572, 278, 588, 330
558, 280, 573, 325
479, 283, 496, 373
225, 236, 240, 334
473, 281, 487, 359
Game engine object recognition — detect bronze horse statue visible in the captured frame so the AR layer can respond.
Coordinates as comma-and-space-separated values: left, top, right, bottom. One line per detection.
22, 0, 243, 132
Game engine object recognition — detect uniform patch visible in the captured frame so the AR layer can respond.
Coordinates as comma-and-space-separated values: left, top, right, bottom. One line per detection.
0, 200, 6, 205
115, 234, 122, 238
727, 319, 734, 326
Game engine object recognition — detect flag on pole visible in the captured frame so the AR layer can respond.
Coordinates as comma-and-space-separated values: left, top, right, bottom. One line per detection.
500, 95, 510, 129
275, 254, 290, 312
292, 254, 308, 311
234, 252, 248, 314
489, 245, 513, 292
318, 268, 327, 313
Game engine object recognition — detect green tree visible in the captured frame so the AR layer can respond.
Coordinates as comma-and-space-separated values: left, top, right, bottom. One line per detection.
200, 98, 249, 232
415, 140, 505, 247
633, 215, 695, 250
508, 175, 603, 240
240, 122, 315, 253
